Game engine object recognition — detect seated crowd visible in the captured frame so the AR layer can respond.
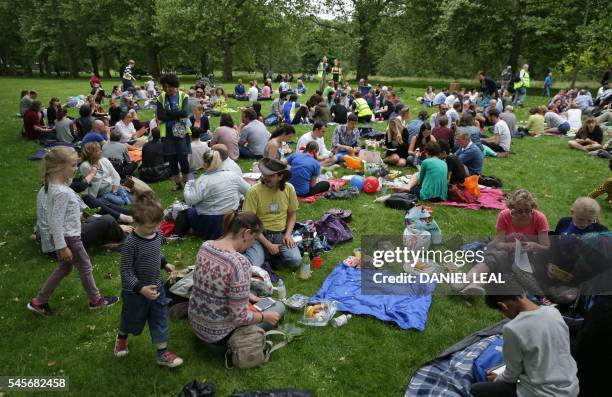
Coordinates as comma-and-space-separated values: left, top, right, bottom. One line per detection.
20, 69, 611, 395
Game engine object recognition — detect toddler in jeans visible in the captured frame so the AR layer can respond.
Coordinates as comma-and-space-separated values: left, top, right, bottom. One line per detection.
114, 191, 182, 367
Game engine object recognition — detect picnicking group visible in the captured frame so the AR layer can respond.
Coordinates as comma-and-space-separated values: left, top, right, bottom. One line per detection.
17, 57, 612, 395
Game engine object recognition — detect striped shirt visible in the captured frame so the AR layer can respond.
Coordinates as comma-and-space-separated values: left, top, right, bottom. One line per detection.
122, 65, 133, 80
189, 241, 253, 343
120, 231, 167, 294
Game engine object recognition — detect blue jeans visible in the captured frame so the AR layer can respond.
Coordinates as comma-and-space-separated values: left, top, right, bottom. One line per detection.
239, 146, 261, 159
543, 85, 551, 96
244, 231, 302, 270
335, 150, 350, 163
119, 288, 170, 344
513, 86, 527, 105
101, 186, 131, 206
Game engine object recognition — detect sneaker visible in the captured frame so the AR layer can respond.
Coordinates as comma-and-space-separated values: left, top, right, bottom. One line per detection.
27, 298, 54, 316
157, 351, 183, 368
461, 285, 486, 296
114, 337, 129, 357
89, 295, 119, 310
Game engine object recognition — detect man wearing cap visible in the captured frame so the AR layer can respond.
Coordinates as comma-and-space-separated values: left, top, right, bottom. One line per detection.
243, 158, 301, 269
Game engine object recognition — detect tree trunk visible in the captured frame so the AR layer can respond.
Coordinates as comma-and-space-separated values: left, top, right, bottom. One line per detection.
101, 49, 111, 78
42, 54, 50, 77
24, 61, 33, 77
507, 0, 524, 71
89, 47, 100, 77
200, 50, 209, 75
38, 55, 45, 76
146, 45, 160, 78
355, 8, 371, 80
65, 41, 79, 78
569, 0, 590, 89
222, 41, 233, 82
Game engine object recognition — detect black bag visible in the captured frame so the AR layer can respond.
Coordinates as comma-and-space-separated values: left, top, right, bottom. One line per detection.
139, 163, 172, 183
478, 175, 503, 188
325, 186, 359, 200
384, 193, 417, 210
177, 380, 216, 397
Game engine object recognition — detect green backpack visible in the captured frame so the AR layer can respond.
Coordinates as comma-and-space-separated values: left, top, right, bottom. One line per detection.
225, 324, 303, 369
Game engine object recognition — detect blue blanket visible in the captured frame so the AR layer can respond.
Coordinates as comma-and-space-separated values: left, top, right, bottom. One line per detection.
311, 263, 435, 331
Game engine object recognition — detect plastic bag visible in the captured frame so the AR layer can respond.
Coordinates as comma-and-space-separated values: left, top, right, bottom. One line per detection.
464, 175, 480, 198
300, 300, 338, 326
284, 294, 310, 310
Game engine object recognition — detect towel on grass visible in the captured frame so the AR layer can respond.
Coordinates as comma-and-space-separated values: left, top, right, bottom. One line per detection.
432, 188, 506, 210
311, 263, 435, 331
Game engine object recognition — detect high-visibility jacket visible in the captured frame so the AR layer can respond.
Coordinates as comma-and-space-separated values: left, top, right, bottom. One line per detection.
331, 66, 343, 81
317, 62, 328, 78
354, 98, 373, 117
156, 91, 191, 138
514, 70, 530, 89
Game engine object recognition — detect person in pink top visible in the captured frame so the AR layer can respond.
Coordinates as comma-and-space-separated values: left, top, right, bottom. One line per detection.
454, 189, 550, 295
210, 113, 240, 160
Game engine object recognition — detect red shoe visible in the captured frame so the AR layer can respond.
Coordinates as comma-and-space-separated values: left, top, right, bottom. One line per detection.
156, 351, 183, 368
27, 298, 54, 316
114, 337, 129, 357
89, 295, 119, 310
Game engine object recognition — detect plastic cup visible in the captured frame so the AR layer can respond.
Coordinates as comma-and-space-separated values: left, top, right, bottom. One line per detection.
313, 256, 322, 269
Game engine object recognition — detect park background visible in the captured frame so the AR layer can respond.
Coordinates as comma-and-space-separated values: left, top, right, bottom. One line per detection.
0, 0, 611, 396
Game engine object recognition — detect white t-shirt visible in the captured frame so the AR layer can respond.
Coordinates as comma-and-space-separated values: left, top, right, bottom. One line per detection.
566, 109, 582, 130
188, 140, 210, 171
296, 131, 331, 158
444, 94, 457, 107
494, 119, 512, 152
145, 80, 155, 92
114, 120, 136, 143
248, 87, 259, 102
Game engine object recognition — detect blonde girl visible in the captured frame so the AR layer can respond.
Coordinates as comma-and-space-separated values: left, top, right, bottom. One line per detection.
28, 147, 118, 315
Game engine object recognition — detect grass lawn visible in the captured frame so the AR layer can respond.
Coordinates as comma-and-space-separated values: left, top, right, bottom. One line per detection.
0, 76, 610, 397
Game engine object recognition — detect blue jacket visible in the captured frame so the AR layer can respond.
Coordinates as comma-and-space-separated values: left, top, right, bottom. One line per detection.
455, 143, 484, 175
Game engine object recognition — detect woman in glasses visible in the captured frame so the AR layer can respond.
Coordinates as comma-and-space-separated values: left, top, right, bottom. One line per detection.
454, 188, 550, 295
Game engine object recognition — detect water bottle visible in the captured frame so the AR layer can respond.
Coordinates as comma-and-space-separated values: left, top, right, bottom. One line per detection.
331, 314, 352, 327
299, 252, 311, 280
276, 279, 286, 300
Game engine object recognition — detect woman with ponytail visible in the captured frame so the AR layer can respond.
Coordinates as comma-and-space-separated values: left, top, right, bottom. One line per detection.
287, 141, 331, 197
264, 124, 295, 161
189, 211, 283, 346
174, 149, 250, 240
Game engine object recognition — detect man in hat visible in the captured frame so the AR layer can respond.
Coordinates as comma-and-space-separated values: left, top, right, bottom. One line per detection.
243, 158, 301, 269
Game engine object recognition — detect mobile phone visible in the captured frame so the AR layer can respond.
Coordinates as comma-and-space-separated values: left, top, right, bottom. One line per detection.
254, 297, 276, 312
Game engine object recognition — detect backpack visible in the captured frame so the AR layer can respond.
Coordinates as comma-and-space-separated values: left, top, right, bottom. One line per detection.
384, 193, 417, 210
478, 175, 503, 188
315, 213, 352, 246
139, 163, 172, 183
225, 325, 299, 369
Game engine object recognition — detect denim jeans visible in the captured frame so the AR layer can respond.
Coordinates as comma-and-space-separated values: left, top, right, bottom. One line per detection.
243, 231, 302, 269
239, 146, 261, 159
119, 288, 170, 344
101, 186, 131, 206
513, 86, 527, 105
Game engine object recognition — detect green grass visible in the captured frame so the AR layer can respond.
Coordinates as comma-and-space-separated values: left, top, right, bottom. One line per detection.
0, 76, 610, 397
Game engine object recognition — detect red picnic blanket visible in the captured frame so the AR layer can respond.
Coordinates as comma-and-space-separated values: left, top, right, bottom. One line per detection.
431, 188, 506, 210
298, 179, 347, 202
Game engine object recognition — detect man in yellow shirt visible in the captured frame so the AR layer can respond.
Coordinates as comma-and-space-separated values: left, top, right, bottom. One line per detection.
243, 158, 301, 269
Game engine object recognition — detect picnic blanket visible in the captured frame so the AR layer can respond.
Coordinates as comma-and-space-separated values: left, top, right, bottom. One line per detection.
311, 263, 435, 331
432, 188, 506, 210
29, 142, 75, 160
404, 321, 507, 396
298, 179, 347, 202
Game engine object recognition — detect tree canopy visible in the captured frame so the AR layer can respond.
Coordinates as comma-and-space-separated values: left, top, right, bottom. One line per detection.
0, 0, 609, 82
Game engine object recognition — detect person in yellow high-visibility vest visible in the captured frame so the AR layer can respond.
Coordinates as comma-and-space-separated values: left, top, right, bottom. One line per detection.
317, 56, 328, 92
331, 59, 343, 86
513, 64, 530, 108
351, 91, 373, 122
155, 74, 192, 191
